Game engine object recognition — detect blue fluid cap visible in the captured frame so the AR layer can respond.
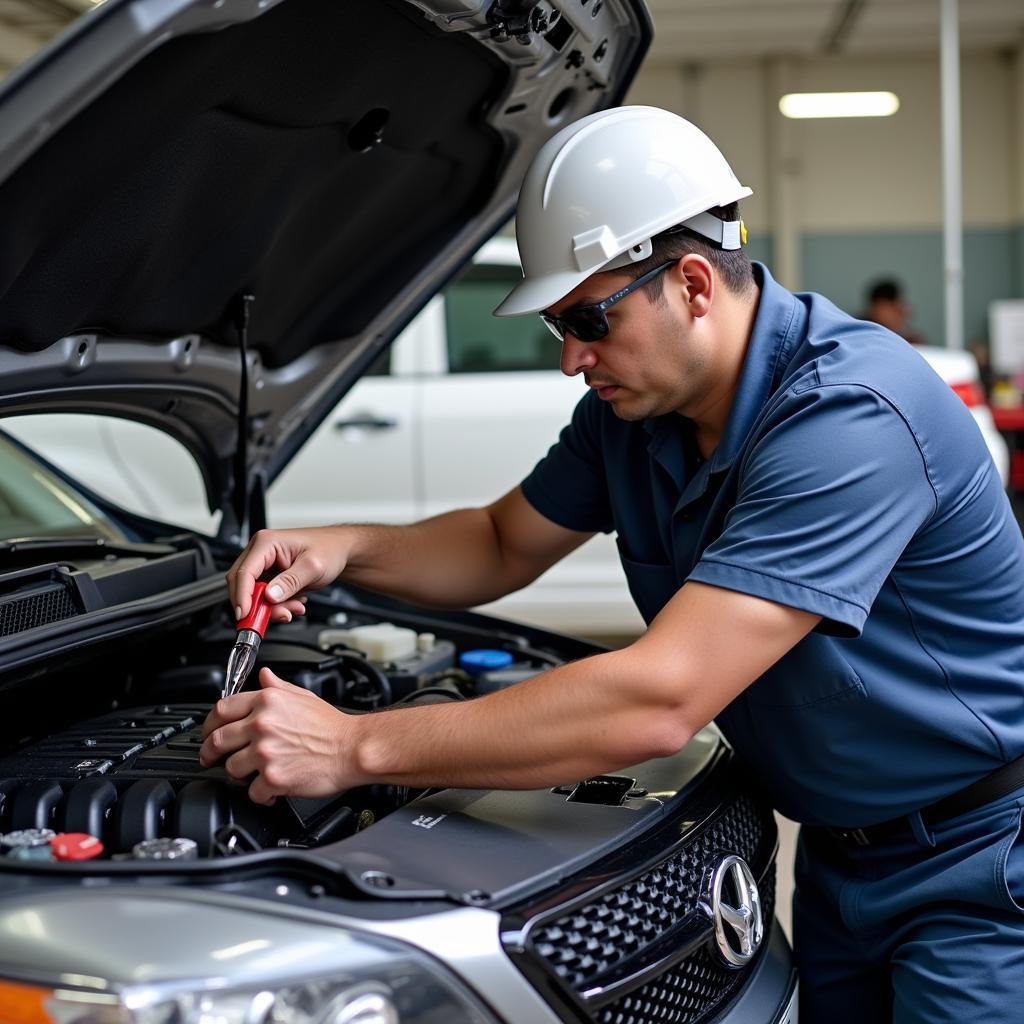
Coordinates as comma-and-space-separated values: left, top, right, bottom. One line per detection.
459, 648, 514, 677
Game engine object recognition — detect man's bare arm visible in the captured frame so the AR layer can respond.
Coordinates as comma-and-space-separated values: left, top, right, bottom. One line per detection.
227, 486, 593, 619
201, 582, 821, 802
343, 486, 593, 607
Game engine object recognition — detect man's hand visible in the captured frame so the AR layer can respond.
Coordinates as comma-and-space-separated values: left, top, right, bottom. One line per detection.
199, 668, 364, 805
228, 526, 352, 623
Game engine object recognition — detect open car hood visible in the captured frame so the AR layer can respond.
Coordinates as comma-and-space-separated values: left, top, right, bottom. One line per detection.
0, 0, 650, 538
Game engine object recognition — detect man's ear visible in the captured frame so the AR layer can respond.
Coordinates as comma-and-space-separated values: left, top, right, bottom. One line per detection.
674, 254, 714, 318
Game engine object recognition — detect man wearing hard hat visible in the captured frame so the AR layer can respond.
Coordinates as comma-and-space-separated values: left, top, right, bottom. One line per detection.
205, 106, 1024, 1022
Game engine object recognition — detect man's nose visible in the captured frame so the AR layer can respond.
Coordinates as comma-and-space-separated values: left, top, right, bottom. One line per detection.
560, 335, 598, 377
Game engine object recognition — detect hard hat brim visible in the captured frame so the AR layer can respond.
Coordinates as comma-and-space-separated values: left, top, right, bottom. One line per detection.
493, 267, 594, 318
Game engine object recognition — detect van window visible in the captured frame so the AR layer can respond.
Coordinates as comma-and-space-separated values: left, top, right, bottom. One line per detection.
445, 265, 556, 373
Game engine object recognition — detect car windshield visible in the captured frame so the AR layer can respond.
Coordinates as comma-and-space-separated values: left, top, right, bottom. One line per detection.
1, 1, 88, 83
0, 432, 126, 544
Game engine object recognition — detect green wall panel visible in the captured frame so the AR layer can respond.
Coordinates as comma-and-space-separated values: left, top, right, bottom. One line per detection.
1015, 224, 1024, 297
745, 233, 774, 270
797, 228, 1021, 349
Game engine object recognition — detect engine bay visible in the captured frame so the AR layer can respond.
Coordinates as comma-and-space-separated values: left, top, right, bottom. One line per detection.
0, 589, 580, 864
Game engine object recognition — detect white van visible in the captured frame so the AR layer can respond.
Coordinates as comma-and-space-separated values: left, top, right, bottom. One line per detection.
4, 237, 1007, 637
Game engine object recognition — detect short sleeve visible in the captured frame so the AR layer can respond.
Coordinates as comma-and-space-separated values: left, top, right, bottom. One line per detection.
521, 391, 615, 534
689, 383, 937, 637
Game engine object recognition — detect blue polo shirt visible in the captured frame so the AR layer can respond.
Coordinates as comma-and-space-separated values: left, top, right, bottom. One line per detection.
521, 262, 1024, 827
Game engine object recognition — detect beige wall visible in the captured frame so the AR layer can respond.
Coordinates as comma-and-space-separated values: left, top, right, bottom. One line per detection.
626, 50, 1019, 234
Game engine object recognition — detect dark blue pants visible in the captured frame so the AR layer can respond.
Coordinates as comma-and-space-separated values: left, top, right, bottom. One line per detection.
793, 791, 1024, 1022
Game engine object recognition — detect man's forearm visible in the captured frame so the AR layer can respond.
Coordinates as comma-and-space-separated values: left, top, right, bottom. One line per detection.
342, 507, 534, 608
348, 647, 693, 790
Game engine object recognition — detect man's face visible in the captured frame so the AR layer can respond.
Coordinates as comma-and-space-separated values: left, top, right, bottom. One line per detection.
545, 266, 712, 421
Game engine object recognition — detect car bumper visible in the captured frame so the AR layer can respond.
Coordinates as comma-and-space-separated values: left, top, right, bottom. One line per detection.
712, 922, 797, 1024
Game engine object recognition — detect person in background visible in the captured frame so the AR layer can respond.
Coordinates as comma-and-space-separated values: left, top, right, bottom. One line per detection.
862, 278, 927, 345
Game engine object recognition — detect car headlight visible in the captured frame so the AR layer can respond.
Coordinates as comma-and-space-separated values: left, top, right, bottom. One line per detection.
0, 891, 498, 1024
0, 979, 406, 1024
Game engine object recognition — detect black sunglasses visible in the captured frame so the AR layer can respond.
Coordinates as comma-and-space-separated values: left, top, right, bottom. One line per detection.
540, 260, 677, 343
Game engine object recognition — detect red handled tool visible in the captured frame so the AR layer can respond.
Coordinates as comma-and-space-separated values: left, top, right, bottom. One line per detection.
224, 581, 272, 698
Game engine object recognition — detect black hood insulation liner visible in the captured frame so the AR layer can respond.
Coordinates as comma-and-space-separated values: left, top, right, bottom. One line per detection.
0, 0, 507, 369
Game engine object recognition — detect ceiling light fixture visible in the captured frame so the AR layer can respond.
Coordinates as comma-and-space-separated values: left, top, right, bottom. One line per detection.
779, 91, 900, 119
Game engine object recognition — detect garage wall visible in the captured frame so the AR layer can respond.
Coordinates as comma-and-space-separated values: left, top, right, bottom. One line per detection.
626, 47, 1024, 348
1014, 46, 1024, 299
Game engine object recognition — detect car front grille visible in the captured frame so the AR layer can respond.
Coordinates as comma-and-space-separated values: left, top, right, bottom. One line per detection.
531, 794, 768, 991
0, 582, 78, 637
506, 788, 777, 1024
596, 871, 777, 1024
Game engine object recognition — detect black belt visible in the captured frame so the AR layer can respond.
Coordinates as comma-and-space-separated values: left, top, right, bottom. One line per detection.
827, 753, 1024, 847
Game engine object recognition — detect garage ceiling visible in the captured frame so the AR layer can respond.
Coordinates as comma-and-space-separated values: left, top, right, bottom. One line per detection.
1, 0, 1023, 78
645, 0, 1024, 62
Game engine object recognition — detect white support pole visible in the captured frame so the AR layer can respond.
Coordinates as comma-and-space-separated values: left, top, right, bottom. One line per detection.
767, 59, 801, 292
940, 0, 964, 349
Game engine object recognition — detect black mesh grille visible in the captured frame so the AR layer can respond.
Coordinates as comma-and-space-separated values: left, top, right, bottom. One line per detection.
0, 584, 78, 637
597, 947, 739, 1024
596, 869, 777, 1024
530, 794, 768, 991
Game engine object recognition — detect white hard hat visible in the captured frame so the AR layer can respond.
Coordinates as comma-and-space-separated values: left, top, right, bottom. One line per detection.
494, 106, 753, 317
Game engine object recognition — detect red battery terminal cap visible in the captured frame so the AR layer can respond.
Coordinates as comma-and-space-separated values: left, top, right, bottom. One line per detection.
237, 581, 272, 637
51, 833, 104, 861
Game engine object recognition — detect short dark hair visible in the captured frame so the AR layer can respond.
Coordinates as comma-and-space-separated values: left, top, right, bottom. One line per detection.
618, 202, 756, 300
867, 279, 902, 304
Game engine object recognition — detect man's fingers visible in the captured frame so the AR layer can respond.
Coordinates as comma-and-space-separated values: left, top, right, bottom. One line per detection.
265, 550, 328, 605
248, 774, 281, 806
229, 543, 279, 619
259, 666, 305, 693
200, 692, 260, 740
232, 567, 257, 621
223, 747, 259, 781
230, 549, 269, 619
198, 716, 252, 766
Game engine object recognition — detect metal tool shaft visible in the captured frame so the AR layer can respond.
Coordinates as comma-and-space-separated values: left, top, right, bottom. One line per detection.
224, 628, 261, 698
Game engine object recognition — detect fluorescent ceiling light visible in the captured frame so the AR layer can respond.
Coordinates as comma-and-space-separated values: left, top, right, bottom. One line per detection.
779, 91, 900, 119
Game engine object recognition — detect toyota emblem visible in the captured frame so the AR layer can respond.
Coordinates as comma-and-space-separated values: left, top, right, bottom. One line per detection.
707, 855, 764, 967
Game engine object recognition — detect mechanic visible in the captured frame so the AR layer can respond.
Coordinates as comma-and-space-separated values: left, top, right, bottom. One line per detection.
201, 106, 1024, 1022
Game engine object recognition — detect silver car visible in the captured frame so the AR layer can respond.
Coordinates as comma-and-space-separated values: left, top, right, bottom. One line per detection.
0, 0, 795, 1021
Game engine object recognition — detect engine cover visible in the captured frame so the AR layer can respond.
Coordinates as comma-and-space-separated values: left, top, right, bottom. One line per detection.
0, 704, 347, 856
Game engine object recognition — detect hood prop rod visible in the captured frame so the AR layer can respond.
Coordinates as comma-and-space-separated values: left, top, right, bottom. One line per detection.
232, 293, 255, 538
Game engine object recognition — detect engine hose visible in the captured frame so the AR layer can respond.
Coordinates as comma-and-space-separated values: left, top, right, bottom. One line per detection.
332, 651, 393, 707
503, 644, 562, 668
399, 687, 465, 704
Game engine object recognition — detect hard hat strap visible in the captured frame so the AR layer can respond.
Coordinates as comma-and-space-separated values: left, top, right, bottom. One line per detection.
599, 212, 746, 275
677, 211, 744, 250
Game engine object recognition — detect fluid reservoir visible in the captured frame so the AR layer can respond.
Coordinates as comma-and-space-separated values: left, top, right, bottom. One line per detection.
475, 665, 545, 694
318, 622, 418, 662
458, 649, 513, 676
459, 649, 543, 694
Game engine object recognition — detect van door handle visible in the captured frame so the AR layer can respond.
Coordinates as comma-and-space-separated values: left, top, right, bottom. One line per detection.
334, 415, 399, 431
